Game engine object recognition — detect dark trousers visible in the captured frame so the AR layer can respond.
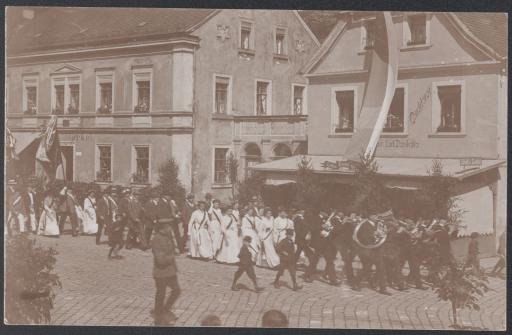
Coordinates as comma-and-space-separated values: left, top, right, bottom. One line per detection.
306, 248, 337, 284
145, 225, 154, 248
181, 219, 189, 249
126, 219, 146, 249
275, 261, 297, 286
233, 263, 257, 286
154, 276, 181, 323
108, 226, 125, 256
58, 212, 78, 235
96, 218, 107, 244
170, 222, 183, 252
295, 239, 313, 262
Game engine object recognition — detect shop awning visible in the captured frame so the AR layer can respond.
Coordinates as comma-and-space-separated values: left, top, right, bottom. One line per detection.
13, 132, 41, 156
252, 155, 505, 181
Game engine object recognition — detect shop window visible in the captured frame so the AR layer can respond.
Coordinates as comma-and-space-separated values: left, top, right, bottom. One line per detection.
256, 81, 271, 115
293, 85, 305, 115
333, 90, 355, 133
436, 85, 462, 133
214, 76, 231, 114
96, 145, 112, 182
275, 27, 287, 55
133, 146, 150, 184
213, 147, 229, 184
23, 76, 38, 115
240, 21, 253, 50
383, 87, 405, 133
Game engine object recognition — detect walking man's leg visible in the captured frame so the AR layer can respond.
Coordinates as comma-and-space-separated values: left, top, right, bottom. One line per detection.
163, 276, 181, 319
232, 267, 245, 291
273, 263, 285, 288
96, 219, 104, 244
154, 277, 167, 325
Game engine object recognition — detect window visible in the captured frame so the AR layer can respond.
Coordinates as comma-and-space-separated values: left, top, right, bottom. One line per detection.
436, 85, 462, 133
240, 21, 253, 50
362, 20, 376, 50
333, 90, 355, 133
273, 143, 292, 160
133, 146, 150, 184
275, 27, 287, 55
256, 80, 271, 115
213, 147, 229, 184
214, 75, 232, 114
292, 85, 306, 115
383, 87, 405, 133
23, 76, 38, 115
244, 143, 261, 178
96, 145, 112, 182
132, 69, 152, 113
51, 76, 80, 115
406, 14, 427, 46
96, 71, 113, 113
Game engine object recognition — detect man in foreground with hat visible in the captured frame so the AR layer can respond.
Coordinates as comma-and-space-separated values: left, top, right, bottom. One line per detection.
151, 219, 181, 325
274, 229, 302, 291
231, 235, 264, 293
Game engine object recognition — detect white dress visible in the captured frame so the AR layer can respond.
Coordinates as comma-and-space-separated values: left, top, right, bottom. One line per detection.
241, 215, 261, 262
188, 209, 214, 259
209, 208, 223, 254
215, 214, 240, 264
27, 192, 37, 232
273, 216, 294, 245
37, 196, 59, 236
256, 216, 280, 268
82, 197, 98, 234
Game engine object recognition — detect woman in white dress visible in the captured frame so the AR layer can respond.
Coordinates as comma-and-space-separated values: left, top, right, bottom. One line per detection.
37, 189, 60, 236
188, 201, 214, 259
215, 206, 240, 264
241, 207, 261, 262
208, 199, 223, 255
256, 208, 280, 268
273, 207, 294, 246
82, 190, 99, 235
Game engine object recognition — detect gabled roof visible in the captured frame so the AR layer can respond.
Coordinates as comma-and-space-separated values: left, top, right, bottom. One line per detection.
297, 10, 342, 43
6, 7, 218, 54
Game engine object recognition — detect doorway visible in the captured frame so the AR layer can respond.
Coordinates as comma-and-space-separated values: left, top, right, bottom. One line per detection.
60, 145, 74, 182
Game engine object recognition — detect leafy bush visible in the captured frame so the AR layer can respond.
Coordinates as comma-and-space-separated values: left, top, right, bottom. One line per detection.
237, 171, 266, 205
5, 234, 61, 324
157, 158, 186, 206
294, 155, 327, 212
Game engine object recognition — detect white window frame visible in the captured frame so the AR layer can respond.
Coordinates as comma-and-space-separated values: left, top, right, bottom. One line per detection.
291, 84, 307, 115
274, 26, 288, 55
131, 144, 151, 184
383, 83, 408, 135
95, 143, 113, 183
132, 67, 153, 113
239, 19, 255, 50
254, 79, 272, 116
22, 75, 38, 114
212, 74, 233, 115
431, 80, 466, 134
212, 146, 232, 186
402, 13, 432, 48
50, 75, 81, 114
95, 70, 114, 113
330, 86, 359, 135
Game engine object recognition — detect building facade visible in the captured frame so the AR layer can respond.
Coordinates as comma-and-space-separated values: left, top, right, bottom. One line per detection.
6, 8, 319, 200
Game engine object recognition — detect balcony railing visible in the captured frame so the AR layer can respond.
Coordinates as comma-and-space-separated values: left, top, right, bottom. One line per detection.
233, 114, 307, 139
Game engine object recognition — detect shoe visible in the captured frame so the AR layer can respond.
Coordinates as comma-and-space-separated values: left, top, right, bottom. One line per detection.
293, 284, 303, 291
273, 281, 280, 289
231, 285, 240, 291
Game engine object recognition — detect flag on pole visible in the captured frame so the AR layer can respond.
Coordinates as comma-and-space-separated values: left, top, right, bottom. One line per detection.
36, 116, 62, 186
344, 11, 398, 161
5, 127, 17, 161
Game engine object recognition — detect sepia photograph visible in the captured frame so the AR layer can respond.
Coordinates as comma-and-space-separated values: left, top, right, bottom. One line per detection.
4, 5, 508, 330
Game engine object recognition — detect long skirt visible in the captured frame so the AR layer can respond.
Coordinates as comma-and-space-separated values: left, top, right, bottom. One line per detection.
37, 209, 60, 236
208, 220, 222, 254
82, 208, 98, 235
257, 236, 280, 268
190, 227, 214, 259
215, 230, 240, 264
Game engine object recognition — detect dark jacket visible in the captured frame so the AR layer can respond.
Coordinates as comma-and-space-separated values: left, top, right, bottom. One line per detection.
277, 238, 296, 264
119, 196, 141, 223
157, 198, 173, 223
182, 201, 195, 225
96, 196, 112, 224
238, 245, 253, 266
468, 239, 479, 257
152, 231, 178, 278
293, 215, 308, 241
143, 199, 160, 227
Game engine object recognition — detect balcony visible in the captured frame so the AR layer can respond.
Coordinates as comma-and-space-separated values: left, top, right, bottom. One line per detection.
233, 114, 307, 140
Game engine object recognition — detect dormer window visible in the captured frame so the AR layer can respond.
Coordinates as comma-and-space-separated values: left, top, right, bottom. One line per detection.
240, 21, 254, 50
408, 15, 426, 45
362, 20, 376, 50
275, 27, 287, 55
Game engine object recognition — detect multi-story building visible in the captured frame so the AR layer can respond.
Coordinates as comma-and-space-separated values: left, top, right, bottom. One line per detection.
253, 11, 507, 254
5, 7, 320, 199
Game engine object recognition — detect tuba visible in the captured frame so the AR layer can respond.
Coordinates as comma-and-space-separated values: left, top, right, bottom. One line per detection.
352, 217, 388, 249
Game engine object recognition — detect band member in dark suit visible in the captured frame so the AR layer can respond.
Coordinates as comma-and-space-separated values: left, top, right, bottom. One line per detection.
58, 187, 79, 237
119, 188, 143, 249
274, 229, 302, 291
159, 194, 182, 253
293, 209, 313, 263
143, 189, 161, 248
181, 193, 195, 250
108, 187, 124, 260
231, 236, 264, 293
96, 187, 113, 245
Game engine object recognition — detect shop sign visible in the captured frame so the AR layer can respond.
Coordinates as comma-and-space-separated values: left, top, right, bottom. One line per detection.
320, 160, 355, 172
460, 158, 482, 168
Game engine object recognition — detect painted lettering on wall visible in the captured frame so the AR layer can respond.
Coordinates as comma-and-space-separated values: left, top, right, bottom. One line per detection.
376, 139, 420, 149
321, 160, 355, 172
70, 135, 92, 142
409, 87, 432, 125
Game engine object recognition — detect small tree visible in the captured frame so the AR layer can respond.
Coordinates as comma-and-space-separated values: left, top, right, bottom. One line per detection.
237, 171, 266, 205
432, 261, 490, 328
5, 235, 61, 324
227, 152, 239, 200
158, 158, 186, 206
294, 155, 327, 212
349, 153, 389, 216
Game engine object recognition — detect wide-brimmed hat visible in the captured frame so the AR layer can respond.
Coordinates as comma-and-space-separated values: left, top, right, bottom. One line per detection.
243, 235, 252, 242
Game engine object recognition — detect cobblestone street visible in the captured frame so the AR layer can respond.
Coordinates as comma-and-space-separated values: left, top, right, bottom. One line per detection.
35, 235, 506, 329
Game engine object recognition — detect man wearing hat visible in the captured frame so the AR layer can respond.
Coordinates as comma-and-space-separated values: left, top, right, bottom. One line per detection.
158, 194, 183, 253
119, 187, 143, 249
96, 187, 113, 245
180, 193, 196, 250
151, 220, 181, 325
142, 188, 161, 249
274, 229, 302, 291
231, 235, 264, 293
58, 186, 80, 236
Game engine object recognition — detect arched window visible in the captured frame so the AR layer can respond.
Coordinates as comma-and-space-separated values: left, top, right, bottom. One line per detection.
293, 142, 308, 156
272, 143, 292, 160
243, 143, 262, 178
